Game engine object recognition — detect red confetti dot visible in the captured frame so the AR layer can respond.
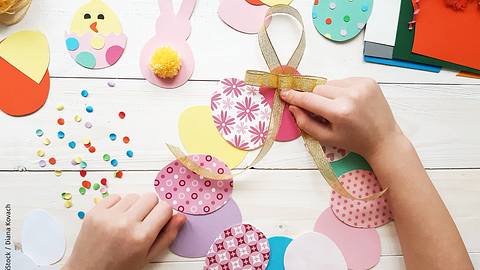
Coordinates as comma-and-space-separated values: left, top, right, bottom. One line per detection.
48, 157, 56, 165
82, 180, 91, 189
325, 18, 332, 25
57, 118, 65, 125
84, 142, 91, 148
122, 136, 130, 144
115, 171, 123, 178
100, 178, 108, 186
80, 170, 87, 177
118, 111, 126, 119
88, 146, 96, 153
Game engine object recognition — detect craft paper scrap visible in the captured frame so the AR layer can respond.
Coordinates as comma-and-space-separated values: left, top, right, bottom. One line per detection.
140, 0, 196, 88
266, 236, 293, 270
457, 71, 480, 79
170, 199, 242, 258
66, 0, 127, 69
178, 106, 247, 169
412, 0, 480, 71
284, 232, 347, 270
314, 208, 381, 270
364, 42, 394, 59
330, 170, 393, 228
364, 56, 441, 73
364, 0, 401, 47
312, 0, 373, 42
218, 0, 269, 34
211, 78, 271, 150
204, 223, 270, 270
21, 209, 66, 265
155, 154, 234, 215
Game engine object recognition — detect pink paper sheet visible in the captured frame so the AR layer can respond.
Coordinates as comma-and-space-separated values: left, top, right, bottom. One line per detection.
218, 0, 269, 34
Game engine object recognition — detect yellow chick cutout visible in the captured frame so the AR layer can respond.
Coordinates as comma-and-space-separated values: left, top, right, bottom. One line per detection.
65, 0, 127, 69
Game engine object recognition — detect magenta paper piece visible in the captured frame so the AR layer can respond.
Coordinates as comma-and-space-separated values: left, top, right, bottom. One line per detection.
314, 208, 381, 270
65, 32, 127, 69
284, 232, 347, 270
170, 199, 243, 258
155, 154, 233, 215
204, 223, 270, 270
139, 0, 196, 88
330, 170, 393, 228
218, 0, 269, 34
211, 78, 272, 150
324, 145, 349, 162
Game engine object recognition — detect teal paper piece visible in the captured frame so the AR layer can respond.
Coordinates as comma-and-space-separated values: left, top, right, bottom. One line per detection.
331, 152, 372, 177
266, 236, 293, 270
312, 0, 373, 42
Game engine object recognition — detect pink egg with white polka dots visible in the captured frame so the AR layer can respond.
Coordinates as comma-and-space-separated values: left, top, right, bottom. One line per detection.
154, 154, 234, 215
330, 170, 393, 228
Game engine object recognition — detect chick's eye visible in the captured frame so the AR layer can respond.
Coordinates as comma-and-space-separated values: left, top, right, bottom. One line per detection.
97, 14, 104, 20
83, 13, 91, 19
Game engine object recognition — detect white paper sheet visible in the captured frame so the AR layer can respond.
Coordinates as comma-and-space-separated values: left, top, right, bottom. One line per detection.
364, 0, 402, 46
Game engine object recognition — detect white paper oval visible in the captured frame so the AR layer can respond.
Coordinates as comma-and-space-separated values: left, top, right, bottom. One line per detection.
21, 209, 65, 266
284, 232, 347, 270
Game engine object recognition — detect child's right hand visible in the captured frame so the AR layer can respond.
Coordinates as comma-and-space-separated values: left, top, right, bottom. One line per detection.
280, 77, 406, 161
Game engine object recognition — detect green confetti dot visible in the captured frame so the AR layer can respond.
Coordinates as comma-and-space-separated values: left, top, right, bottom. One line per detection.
80, 161, 87, 168
102, 192, 109, 198
343, 15, 351, 22
103, 154, 111, 161
93, 183, 100, 190
79, 187, 86, 195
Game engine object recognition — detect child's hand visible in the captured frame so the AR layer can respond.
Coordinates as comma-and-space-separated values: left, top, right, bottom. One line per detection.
280, 77, 405, 160
63, 193, 186, 270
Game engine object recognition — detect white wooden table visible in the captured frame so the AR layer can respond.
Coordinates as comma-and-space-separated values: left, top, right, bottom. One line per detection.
1, 1, 479, 269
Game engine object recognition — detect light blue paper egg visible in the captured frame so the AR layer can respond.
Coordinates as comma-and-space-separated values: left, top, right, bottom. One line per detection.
312, 0, 373, 42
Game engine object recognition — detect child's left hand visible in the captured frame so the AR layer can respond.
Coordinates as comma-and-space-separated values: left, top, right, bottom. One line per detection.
63, 192, 186, 270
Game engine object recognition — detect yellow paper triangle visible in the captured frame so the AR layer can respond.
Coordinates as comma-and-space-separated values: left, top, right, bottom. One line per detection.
0, 31, 49, 84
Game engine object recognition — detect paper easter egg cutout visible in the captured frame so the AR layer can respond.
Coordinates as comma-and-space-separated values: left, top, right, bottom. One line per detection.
312, 0, 373, 42
218, 0, 269, 34
0, 31, 50, 116
65, 0, 127, 69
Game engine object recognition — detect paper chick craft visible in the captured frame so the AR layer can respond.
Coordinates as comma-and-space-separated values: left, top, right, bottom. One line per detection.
65, 0, 127, 69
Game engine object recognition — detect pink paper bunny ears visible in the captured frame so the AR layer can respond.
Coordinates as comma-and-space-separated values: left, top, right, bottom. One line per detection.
139, 0, 196, 89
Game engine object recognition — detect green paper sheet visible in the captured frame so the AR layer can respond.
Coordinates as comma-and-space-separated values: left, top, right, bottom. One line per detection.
393, 0, 480, 75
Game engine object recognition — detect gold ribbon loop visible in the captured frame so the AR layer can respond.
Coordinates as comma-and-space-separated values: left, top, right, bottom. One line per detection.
245, 70, 326, 93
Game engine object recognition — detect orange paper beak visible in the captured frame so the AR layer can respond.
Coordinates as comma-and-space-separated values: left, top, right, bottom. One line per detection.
90, 22, 98, 33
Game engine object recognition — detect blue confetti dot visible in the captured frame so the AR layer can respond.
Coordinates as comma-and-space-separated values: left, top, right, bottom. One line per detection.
109, 133, 117, 141
75, 51, 96, 69
57, 131, 65, 139
66, 37, 79, 51
361, 4, 369, 12
81, 89, 89, 97
111, 159, 118, 167
77, 211, 86, 220
80, 161, 88, 169
86, 106, 94, 113
126, 150, 133, 158
68, 141, 76, 149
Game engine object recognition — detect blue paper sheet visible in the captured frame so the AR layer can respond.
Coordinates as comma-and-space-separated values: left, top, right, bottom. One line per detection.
364, 56, 441, 73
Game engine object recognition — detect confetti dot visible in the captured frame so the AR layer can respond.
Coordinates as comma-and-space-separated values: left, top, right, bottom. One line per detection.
48, 157, 56, 165
74, 115, 82, 122
329, 2, 336, 9
325, 18, 332, 25
86, 106, 94, 113
64, 201, 73, 208
85, 122, 92, 129
36, 149, 45, 157
87, 146, 95, 153
100, 178, 107, 186
100, 187, 108, 194
38, 160, 47, 168
61, 192, 72, 200
312, 12, 317, 19
343, 15, 351, 22
118, 111, 125, 119
56, 104, 64, 111
57, 131, 65, 139
83, 137, 91, 144
126, 150, 133, 158
103, 154, 111, 161
74, 156, 82, 164
57, 118, 65, 125
80, 170, 87, 177
109, 133, 117, 141
340, 29, 347, 36
35, 129, 44, 137
123, 136, 130, 144
102, 192, 109, 198
68, 141, 76, 149
77, 211, 85, 219
94, 197, 101, 204
93, 183, 100, 190
82, 180, 91, 189
54, 170, 62, 177
108, 81, 116, 87
80, 161, 88, 169
114, 170, 123, 178
361, 4, 369, 12
111, 159, 118, 167
43, 138, 51, 146
357, 22, 366, 29
81, 89, 89, 97
79, 187, 86, 195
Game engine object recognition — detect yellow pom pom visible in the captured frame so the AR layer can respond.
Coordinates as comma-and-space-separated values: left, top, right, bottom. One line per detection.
149, 47, 182, 79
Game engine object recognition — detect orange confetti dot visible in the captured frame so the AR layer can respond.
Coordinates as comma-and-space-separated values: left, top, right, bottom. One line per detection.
57, 118, 65, 125
123, 136, 130, 144
82, 180, 91, 189
114, 170, 123, 179
88, 146, 96, 153
48, 157, 56, 165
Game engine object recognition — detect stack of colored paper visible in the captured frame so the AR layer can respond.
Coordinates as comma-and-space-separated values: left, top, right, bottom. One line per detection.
363, 0, 480, 76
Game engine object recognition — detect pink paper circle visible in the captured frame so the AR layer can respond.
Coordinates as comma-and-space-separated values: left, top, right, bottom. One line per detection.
314, 208, 381, 270
204, 223, 270, 270
330, 170, 393, 228
324, 145, 349, 162
154, 154, 233, 215
211, 78, 272, 150
170, 199, 243, 258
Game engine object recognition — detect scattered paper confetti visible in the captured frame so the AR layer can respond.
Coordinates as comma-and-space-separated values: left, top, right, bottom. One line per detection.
35, 129, 44, 137
48, 157, 56, 165
86, 105, 93, 113
103, 154, 111, 161
57, 118, 65, 125
43, 138, 51, 145
126, 150, 133, 158
114, 170, 123, 178
36, 149, 45, 157
111, 159, 118, 167
38, 160, 46, 167
74, 115, 82, 122
109, 133, 117, 141
77, 211, 85, 220
64, 200, 73, 208
93, 183, 100, 190
80, 170, 87, 177
79, 187, 86, 195
68, 141, 76, 149
61, 192, 72, 200
81, 89, 89, 97
118, 111, 125, 119
122, 136, 130, 144
100, 178, 107, 186
57, 131, 65, 139
54, 170, 62, 177
56, 104, 64, 111
80, 161, 88, 168
82, 180, 91, 189
85, 122, 92, 128
108, 81, 115, 87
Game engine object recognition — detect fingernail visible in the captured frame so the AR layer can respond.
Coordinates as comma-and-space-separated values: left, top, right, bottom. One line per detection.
281, 89, 290, 98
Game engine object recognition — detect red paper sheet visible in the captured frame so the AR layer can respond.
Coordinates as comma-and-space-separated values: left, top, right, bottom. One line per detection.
412, 1, 480, 70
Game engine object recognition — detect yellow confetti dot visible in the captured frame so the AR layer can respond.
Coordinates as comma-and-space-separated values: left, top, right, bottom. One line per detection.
74, 156, 82, 164
82, 138, 91, 145
56, 104, 64, 111
54, 170, 62, 177
93, 197, 101, 205
74, 115, 82, 122
90, 36, 105, 50
325, 33, 332, 39
64, 200, 72, 208
61, 192, 72, 200
36, 149, 45, 157
43, 138, 51, 146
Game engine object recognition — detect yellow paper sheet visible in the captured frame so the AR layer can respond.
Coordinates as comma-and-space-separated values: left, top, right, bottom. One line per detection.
0, 30, 49, 84
261, 0, 292, 6
178, 106, 247, 169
